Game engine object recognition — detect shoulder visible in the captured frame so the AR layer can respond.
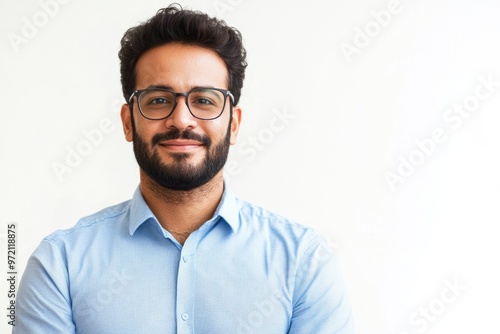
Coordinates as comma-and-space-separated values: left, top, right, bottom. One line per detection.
235, 197, 321, 250
44, 200, 131, 245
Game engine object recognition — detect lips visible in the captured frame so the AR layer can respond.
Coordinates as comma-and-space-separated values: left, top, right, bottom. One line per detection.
158, 139, 204, 152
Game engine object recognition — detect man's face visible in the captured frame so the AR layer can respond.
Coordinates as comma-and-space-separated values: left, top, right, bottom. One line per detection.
120, 43, 241, 191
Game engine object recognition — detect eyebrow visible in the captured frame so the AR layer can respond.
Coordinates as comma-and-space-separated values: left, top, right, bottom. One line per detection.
146, 84, 173, 90
145, 84, 217, 91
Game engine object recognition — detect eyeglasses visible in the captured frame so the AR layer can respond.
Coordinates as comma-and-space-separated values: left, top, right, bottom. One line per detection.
128, 87, 234, 120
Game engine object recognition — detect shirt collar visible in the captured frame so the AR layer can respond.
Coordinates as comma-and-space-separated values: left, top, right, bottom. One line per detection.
128, 182, 240, 236
128, 187, 156, 236
214, 183, 240, 232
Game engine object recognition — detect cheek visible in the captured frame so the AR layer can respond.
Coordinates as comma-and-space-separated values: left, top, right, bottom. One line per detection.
204, 117, 231, 140
134, 117, 162, 141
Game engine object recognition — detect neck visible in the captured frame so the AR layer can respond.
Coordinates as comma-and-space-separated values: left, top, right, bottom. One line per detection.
139, 170, 225, 245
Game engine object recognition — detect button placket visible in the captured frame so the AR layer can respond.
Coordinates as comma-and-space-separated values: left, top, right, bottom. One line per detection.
176, 238, 197, 333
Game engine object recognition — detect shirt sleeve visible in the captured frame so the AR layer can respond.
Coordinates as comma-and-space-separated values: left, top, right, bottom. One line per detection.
13, 239, 76, 334
288, 232, 354, 334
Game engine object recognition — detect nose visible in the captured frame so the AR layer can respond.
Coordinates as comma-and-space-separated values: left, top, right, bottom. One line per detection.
164, 96, 197, 130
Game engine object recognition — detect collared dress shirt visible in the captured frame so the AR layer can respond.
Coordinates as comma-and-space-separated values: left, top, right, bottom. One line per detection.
14, 186, 354, 333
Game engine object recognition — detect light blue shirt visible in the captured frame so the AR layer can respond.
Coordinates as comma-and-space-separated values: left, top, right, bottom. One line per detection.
15, 186, 354, 333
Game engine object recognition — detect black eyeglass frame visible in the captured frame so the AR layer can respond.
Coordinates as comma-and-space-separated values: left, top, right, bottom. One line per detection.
128, 87, 235, 121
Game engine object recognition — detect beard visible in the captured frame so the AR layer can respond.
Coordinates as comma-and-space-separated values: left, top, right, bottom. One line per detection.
131, 116, 232, 191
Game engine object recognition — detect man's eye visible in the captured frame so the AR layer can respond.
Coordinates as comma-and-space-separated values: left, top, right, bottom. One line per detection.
195, 97, 214, 105
149, 97, 169, 104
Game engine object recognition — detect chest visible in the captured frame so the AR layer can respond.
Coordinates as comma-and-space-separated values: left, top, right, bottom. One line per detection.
68, 238, 294, 333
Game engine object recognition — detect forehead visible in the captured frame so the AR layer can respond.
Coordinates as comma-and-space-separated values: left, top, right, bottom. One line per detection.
134, 43, 229, 90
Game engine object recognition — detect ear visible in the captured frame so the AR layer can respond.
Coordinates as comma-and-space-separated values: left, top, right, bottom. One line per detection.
120, 103, 134, 142
229, 105, 242, 145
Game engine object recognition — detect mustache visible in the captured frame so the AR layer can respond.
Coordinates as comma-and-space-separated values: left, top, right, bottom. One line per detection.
151, 129, 211, 147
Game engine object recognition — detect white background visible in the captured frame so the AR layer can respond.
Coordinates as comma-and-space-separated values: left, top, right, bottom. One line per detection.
2, 0, 500, 333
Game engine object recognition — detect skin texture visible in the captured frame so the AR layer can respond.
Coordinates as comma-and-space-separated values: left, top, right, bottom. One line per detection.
120, 43, 242, 245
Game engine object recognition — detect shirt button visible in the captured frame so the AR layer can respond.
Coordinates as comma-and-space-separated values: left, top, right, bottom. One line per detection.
181, 313, 189, 321
182, 255, 188, 263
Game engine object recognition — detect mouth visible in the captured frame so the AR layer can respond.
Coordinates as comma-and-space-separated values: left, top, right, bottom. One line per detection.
157, 139, 204, 152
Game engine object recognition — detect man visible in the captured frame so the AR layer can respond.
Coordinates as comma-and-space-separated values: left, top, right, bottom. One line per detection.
15, 4, 354, 333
